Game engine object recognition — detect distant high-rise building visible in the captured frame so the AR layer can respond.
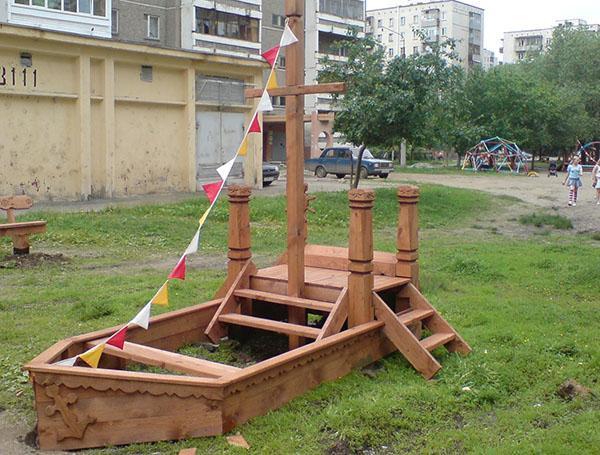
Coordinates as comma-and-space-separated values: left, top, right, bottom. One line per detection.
366, 0, 484, 71
502, 19, 600, 64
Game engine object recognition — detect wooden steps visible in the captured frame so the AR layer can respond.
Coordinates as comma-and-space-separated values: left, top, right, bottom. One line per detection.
217, 314, 321, 339
373, 283, 471, 379
421, 333, 456, 352
397, 308, 434, 325
233, 289, 333, 312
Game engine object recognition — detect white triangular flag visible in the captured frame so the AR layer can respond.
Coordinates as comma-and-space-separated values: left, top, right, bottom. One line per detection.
280, 23, 299, 47
217, 157, 236, 181
257, 90, 273, 112
54, 356, 78, 366
130, 302, 152, 330
184, 228, 201, 256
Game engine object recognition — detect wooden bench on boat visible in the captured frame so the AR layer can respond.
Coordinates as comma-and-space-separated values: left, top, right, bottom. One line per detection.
0, 195, 47, 255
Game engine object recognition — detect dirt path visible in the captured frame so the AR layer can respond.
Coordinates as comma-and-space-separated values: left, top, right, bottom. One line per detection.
388, 172, 599, 232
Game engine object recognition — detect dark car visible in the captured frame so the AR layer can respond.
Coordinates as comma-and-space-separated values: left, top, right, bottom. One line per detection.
262, 162, 280, 186
304, 147, 394, 179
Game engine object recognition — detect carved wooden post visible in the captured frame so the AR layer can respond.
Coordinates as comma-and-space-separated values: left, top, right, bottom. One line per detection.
348, 189, 374, 327
396, 185, 420, 287
227, 185, 252, 282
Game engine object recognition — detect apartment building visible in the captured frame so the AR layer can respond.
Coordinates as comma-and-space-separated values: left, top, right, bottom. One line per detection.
0, 0, 112, 37
481, 48, 497, 70
502, 19, 599, 64
366, 0, 484, 71
262, 0, 367, 160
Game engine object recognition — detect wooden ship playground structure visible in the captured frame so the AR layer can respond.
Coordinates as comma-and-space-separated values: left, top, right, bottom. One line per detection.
24, 1, 471, 450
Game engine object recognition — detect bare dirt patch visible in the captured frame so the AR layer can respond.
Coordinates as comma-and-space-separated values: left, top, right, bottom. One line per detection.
556, 379, 594, 401
0, 253, 69, 269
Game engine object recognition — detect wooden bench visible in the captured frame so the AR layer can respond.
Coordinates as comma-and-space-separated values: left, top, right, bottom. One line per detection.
0, 195, 47, 255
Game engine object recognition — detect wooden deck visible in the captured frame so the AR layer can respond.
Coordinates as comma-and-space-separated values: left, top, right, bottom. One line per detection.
255, 265, 410, 292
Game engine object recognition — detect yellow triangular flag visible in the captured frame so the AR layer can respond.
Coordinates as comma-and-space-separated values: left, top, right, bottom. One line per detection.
199, 207, 210, 227
151, 281, 169, 306
79, 343, 105, 368
238, 137, 248, 157
267, 70, 278, 90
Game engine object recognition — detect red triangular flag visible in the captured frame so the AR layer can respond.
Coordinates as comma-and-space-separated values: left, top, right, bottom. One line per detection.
168, 256, 186, 280
248, 114, 261, 133
106, 326, 128, 350
261, 45, 280, 68
202, 181, 224, 204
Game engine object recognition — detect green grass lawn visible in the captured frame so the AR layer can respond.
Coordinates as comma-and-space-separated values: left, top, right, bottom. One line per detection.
1, 185, 598, 454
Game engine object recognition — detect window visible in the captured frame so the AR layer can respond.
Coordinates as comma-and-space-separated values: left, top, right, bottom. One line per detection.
64, 0, 77, 12
140, 65, 153, 82
413, 46, 419, 55
400, 32, 404, 39
388, 33, 393, 42
14, 0, 105, 14
441, 11, 446, 20
271, 96, 286, 107
79, 0, 91, 13
93, 0, 104, 16
388, 48, 394, 57
413, 15, 419, 24
272, 14, 285, 28
389, 18, 393, 27
441, 27, 446, 36
377, 34, 382, 41
276, 55, 286, 68
147, 15, 159, 40
20, 53, 32, 67
413, 29, 418, 38
400, 47, 405, 57
111, 9, 118, 34
400, 16, 405, 26
195, 8, 260, 42
377, 19, 382, 27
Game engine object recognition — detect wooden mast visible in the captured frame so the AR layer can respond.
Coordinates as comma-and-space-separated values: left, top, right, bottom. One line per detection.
285, 0, 306, 348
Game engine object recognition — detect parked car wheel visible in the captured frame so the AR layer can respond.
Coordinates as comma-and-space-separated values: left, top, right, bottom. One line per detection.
315, 166, 327, 178
263, 180, 273, 186
336, 174, 345, 179
379, 173, 389, 179
360, 167, 369, 179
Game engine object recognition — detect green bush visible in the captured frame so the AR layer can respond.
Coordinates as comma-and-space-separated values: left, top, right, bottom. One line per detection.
519, 213, 573, 230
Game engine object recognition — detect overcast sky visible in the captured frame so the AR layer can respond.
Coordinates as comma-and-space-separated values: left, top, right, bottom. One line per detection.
366, 0, 600, 59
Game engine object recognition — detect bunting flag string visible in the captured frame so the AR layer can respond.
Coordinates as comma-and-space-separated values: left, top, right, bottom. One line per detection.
151, 281, 169, 306
280, 22, 299, 47
202, 181, 224, 205
79, 343, 105, 368
261, 45, 280, 68
57, 22, 300, 370
130, 302, 152, 330
168, 256, 186, 281
106, 325, 128, 350
266, 70, 278, 90
248, 114, 261, 134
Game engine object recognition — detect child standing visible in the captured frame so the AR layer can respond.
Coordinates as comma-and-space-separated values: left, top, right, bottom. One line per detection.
563, 157, 583, 206
593, 161, 600, 205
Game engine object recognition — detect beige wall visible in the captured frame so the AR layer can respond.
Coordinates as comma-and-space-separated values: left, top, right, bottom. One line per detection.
0, 25, 263, 201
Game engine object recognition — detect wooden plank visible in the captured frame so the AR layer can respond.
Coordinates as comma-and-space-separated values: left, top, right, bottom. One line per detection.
373, 276, 410, 292
233, 289, 334, 312
218, 314, 321, 339
85, 340, 240, 378
373, 293, 441, 379
244, 82, 345, 99
397, 308, 434, 326
421, 333, 456, 352
0, 221, 47, 236
0, 195, 33, 210
398, 283, 471, 354
250, 275, 340, 303
303, 244, 397, 276
316, 287, 348, 340
205, 261, 256, 343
